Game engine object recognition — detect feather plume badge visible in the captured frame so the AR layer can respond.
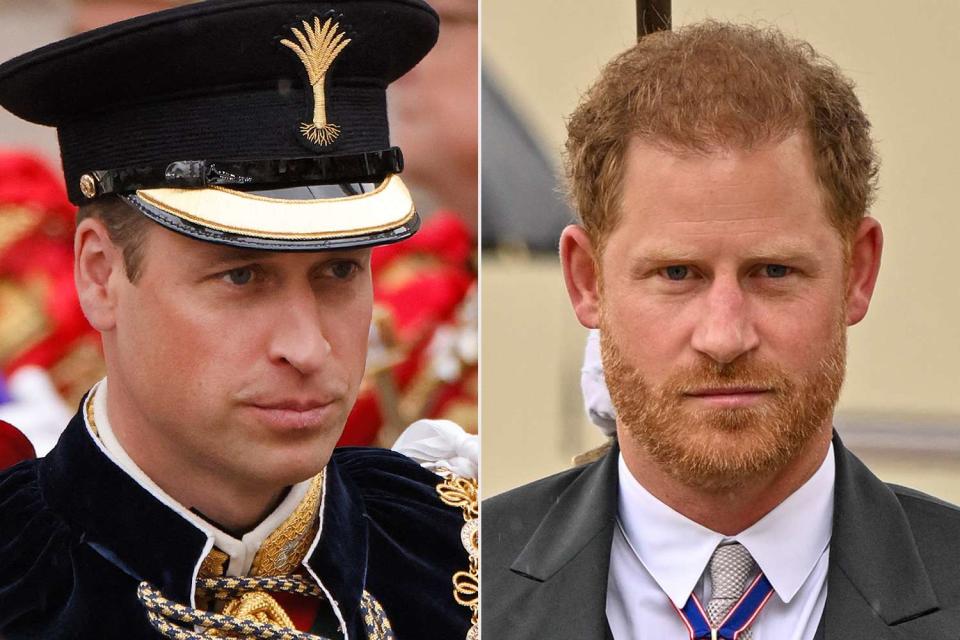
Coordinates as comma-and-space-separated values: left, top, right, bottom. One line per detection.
281, 17, 352, 146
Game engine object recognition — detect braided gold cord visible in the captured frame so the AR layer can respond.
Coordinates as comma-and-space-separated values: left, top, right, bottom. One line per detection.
216, 591, 296, 633
138, 578, 330, 640
359, 591, 395, 640
140, 576, 395, 640
196, 575, 323, 601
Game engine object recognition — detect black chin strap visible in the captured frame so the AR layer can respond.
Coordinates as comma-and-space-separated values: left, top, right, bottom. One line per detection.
80, 147, 404, 199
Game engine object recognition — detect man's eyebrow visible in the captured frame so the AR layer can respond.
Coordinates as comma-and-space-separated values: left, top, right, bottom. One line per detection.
196, 248, 272, 267
633, 247, 702, 263
632, 243, 821, 263
740, 243, 821, 262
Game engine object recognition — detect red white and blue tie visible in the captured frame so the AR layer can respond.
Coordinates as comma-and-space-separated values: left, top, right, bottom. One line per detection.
673, 542, 775, 640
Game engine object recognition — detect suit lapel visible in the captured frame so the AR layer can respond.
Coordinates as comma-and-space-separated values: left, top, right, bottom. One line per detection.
820, 433, 956, 639
509, 444, 620, 640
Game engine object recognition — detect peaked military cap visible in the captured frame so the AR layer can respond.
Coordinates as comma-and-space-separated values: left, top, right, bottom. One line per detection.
0, 0, 439, 250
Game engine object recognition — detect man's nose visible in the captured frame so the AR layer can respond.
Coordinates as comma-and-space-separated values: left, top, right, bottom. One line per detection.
689, 278, 760, 365
267, 294, 331, 375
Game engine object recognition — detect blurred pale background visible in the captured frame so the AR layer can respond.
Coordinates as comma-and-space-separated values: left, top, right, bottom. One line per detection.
481, 0, 960, 499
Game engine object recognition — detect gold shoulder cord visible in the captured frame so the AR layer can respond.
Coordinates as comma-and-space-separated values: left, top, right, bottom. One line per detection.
435, 469, 479, 640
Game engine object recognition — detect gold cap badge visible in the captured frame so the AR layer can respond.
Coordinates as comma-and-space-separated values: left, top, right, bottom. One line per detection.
281, 17, 351, 146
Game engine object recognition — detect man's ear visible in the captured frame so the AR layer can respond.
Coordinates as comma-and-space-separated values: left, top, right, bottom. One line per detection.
845, 216, 883, 326
74, 217, 123, 331
559, 224, 602, 329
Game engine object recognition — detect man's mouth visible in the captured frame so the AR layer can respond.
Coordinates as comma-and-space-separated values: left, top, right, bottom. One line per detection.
254, 399, 334, 411
246, 398, 337, 430
683, 387, 773, 407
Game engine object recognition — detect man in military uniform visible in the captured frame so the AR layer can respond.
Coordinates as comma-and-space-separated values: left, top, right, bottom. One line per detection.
0, 1, 476, 638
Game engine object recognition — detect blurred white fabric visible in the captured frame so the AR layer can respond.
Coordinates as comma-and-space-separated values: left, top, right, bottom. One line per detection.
392, 419, 478, 479
582, 329, 617, 437
0, 366, 72, 456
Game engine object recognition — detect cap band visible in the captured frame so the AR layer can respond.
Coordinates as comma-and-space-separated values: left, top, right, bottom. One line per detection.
81, 148, 404, 199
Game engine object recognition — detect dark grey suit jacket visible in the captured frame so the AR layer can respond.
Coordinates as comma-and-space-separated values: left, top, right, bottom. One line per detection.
482, 434, 960, 639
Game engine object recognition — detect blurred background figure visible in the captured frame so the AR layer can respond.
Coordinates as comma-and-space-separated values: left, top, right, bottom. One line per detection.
0, 0, 196, 464
481, 73, 572, 252
0, 418, 35, 469
390, 0, 477, 230
0, 0, 479, 463
71, 0, 189, 31
481, 0, 960, 501
0, 150, 101, 457
0, 373, 36, 468
347, 0, 480, 445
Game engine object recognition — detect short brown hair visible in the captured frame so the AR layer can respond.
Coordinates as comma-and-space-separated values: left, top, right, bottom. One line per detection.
564, 22, 879, 253
76, 196, 151, 282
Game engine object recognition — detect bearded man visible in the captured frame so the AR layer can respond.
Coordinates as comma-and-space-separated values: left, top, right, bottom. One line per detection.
482, 22, 960, 640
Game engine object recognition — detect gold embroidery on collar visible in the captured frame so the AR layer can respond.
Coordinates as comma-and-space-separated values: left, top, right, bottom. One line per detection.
85, 385, 99, 437
435, 469, 479, 640
199, 548, 229, 578
281, 17, 351, 146
196, 470, 324, 628
251, 470, 325, 576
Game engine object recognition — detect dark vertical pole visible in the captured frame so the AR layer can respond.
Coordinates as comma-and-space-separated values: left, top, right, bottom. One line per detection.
636, 0, 671, 39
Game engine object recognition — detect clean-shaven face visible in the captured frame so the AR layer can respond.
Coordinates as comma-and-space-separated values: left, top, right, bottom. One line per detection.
599, 132, 849, 491
107, 224, 373, 490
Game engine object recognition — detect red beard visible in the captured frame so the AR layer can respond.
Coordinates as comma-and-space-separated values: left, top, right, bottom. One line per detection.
600, 316, 845, 492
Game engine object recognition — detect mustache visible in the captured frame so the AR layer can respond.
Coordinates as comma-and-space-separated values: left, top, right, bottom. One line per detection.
665, 358, 791, 395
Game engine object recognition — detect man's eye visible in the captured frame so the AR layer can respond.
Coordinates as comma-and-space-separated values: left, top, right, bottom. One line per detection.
222, 267, 254, 285
327, 261, 359, 280
661, 265, 690, 281
764, 264, 791, 278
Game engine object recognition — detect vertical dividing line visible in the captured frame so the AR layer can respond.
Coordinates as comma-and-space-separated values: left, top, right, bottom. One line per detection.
636, 0, 672, 39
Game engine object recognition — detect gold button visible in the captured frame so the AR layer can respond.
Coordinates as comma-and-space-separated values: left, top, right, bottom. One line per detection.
79, 174, 97, 199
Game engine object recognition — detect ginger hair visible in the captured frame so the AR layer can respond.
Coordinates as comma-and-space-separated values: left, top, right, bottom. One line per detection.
564, 21, 879, 254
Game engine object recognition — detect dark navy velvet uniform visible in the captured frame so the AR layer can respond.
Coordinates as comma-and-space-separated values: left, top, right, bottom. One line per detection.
0, 404, 472, 639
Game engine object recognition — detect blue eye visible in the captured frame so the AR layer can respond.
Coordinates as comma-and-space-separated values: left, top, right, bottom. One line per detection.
663, 265, 689, 281
223, 267, 254, 285
765, 264, 790, 278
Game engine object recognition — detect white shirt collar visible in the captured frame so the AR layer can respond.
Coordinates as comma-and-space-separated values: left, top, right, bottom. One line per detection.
616, 442, 834, 608
87, 378, 316, 576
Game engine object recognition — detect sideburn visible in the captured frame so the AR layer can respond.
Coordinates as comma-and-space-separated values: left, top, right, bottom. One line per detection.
77, 197, 151, 283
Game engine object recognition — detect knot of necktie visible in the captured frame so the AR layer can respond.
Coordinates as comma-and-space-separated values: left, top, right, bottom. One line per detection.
674, 542, 773, 640
706, 542, 759, 639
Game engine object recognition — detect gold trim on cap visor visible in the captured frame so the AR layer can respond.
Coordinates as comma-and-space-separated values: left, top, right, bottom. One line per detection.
135, 174, 415, 240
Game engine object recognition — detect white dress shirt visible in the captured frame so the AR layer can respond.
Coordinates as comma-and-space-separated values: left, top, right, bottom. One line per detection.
87, 378, 321, 577
607, 445, 835, 640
